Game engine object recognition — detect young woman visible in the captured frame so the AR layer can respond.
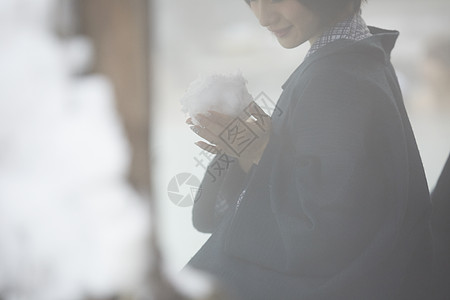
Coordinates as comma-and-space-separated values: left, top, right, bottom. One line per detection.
186, 0, 432, 299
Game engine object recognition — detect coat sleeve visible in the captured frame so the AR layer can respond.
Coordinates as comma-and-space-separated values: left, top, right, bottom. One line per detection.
192, 154, 247, 233
268, 70, 401, 276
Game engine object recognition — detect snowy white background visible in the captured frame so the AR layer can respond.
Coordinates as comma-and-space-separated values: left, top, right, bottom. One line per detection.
0, 0, 150, 299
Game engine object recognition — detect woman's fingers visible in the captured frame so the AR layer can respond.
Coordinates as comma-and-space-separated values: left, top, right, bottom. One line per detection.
190, 125, 217, 144
188, 104, 271, 160
195, 113, 229, 134
194, 105, 269, 133
245, 101, 269, 118
186, 117, 194, 125
206, 110, 234, 126
245, 102, 270, 125
194, 141, 220, 154
242, 102, 271, 132
187, 105, 271, 161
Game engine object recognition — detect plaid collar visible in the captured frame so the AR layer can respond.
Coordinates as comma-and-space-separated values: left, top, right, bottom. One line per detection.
306, 13, 372, 58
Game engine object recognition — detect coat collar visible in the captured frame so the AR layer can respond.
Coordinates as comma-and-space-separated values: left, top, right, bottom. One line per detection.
281, 27, 399, 90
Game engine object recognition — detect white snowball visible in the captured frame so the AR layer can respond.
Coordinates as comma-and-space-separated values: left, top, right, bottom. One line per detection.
180, 71, 253, 124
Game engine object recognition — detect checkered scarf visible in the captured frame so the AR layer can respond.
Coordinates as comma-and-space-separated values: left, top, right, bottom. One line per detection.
306, 13, 372, 58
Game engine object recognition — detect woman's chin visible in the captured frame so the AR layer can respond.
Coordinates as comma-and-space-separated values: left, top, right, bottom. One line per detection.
276, 35, 306, 49
277, 39, 303, 49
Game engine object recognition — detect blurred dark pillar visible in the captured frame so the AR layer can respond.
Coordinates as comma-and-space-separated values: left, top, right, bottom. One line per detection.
78, 0, 151, 196
76, 2, 184, 299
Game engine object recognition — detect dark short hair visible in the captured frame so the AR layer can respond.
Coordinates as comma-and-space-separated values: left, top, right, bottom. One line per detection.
244, 0, 366, 23
300, 0, 365, 21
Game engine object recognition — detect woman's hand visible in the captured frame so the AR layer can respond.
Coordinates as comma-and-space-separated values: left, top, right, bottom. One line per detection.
187, 101, 271, 170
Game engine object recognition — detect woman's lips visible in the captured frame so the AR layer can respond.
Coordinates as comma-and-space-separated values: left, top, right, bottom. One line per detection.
271, 26, 292, 38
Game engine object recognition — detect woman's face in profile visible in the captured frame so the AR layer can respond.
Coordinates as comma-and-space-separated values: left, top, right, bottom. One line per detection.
247, 0, 323, 49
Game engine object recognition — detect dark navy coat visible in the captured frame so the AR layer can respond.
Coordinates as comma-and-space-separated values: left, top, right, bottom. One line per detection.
188, 27, 432, 300
431, 154, 450, 299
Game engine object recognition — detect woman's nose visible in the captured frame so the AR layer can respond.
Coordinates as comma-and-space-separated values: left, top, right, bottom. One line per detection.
253, 2, 278, 27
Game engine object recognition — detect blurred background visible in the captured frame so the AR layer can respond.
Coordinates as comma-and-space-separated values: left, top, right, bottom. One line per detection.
1, 0, 449, 299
